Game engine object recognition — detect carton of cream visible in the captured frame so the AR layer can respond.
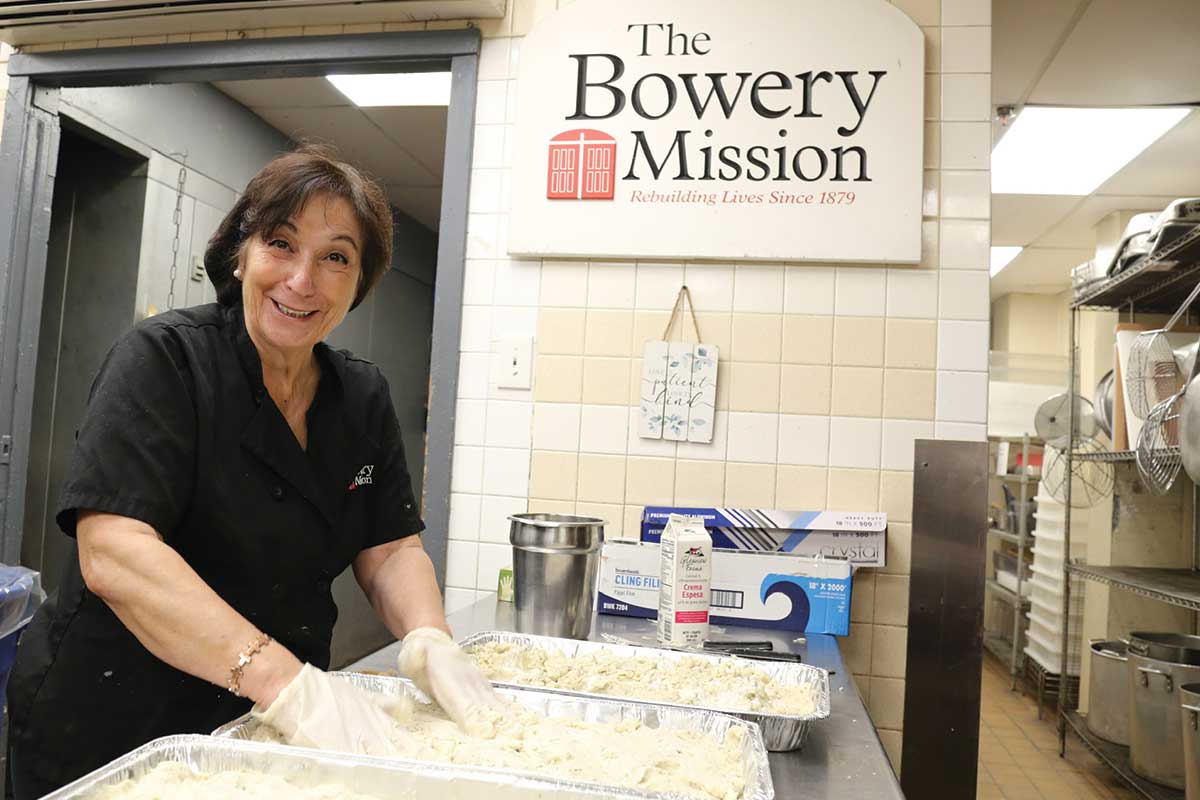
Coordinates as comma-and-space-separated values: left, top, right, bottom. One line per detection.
656, 514, 713, 647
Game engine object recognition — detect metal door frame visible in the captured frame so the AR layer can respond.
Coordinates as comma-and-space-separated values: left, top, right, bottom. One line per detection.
0, 30, 480, 585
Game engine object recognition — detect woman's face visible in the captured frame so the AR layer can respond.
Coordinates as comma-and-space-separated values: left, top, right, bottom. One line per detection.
240, 193, 363, 361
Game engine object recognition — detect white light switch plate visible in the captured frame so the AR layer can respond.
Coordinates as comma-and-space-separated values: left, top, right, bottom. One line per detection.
497, 336, 533, 389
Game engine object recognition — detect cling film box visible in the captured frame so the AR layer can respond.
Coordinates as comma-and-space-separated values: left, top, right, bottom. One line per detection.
641, 507, 886, 568
597, 540, 852, 635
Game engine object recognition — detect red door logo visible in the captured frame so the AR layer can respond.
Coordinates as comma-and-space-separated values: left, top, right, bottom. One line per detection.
547, 129, 616, 200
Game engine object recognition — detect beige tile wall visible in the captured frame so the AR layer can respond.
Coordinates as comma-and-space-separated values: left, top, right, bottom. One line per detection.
1, 0, 992, 776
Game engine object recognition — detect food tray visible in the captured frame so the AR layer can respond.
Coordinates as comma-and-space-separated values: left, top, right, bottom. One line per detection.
459, 630, 830, 752
43, 734, 675, 800
213, 673, 774, 800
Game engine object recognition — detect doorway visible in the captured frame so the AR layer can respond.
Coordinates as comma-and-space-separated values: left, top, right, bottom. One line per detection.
0, 31, 479, 665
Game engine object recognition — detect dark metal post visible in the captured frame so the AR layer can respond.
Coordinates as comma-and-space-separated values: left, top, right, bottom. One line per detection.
1058, 307, 1077, 754
901, 438, 989, 799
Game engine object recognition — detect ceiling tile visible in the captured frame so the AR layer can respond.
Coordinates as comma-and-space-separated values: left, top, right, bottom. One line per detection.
252, 105, 440, 188
1092, 111, 1200, 196
213, 78, 348, 109
1035, 194, 1179, 248
363, 106, 449, 179
1029, 0, 1200, 105
992, 0, 1086, 105
991, 194, 1081, 247
990, 246, 1093, 297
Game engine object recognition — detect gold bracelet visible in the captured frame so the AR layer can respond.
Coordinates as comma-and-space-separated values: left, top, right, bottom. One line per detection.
228, 633, 273, 697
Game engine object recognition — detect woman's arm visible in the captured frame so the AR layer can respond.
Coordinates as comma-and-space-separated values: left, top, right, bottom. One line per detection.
77, 510, 302, 707
353, 536, 449, 638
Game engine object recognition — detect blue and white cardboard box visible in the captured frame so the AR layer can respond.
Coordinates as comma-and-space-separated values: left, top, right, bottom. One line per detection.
596, 540, 852, 635
641, 507, 886, 568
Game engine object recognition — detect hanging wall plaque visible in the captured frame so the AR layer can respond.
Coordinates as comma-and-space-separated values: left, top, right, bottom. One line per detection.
639, 287, 719, 443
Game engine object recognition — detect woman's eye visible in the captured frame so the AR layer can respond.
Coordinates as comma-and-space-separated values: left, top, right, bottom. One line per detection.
327, 252, 349, 265
268, 239, 290, 251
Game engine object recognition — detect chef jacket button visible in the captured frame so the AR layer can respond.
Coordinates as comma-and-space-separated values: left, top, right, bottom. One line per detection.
271, 485, 285, 501
403, 502, 413, 511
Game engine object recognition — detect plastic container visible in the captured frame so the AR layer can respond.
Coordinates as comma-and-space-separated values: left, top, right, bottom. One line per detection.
0, 566, 45, 732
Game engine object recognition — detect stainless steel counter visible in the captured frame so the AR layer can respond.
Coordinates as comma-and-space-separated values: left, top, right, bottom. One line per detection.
348, 597, 905, 800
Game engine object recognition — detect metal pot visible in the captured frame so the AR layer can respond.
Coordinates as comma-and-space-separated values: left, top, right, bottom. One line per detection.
1129, 634, 1200, 789
1182, 683, 1200, 800
508, 513, 605, 640
1087, 640, 1129, 746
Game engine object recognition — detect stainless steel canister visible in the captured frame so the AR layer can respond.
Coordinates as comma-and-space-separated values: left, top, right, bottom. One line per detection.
1129, 633, 1200, 789
509, 513, 605, 640
1087, 640, 1129, 746
1181, 683, 1200, 800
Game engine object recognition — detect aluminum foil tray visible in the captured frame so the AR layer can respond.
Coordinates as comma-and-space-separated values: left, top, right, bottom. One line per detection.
459, 631, 830, 752
213, 673, 773, 800
43, 734, 667, 800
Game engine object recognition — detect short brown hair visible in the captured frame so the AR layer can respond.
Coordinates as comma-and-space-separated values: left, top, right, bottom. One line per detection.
205, 144, 393, 310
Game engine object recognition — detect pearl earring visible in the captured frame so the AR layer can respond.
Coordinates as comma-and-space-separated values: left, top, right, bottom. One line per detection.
233, 268, 243, 279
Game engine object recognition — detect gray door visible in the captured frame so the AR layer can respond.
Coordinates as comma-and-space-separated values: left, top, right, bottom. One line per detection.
20, 125, 147, 593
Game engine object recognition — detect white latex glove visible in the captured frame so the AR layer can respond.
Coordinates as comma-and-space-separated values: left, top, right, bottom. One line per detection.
397, 627, 503, 731
253, 663, 419, 757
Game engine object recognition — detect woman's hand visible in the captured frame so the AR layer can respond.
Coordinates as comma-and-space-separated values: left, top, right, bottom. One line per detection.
397, 627, 502, 730
253, 664, 420, 756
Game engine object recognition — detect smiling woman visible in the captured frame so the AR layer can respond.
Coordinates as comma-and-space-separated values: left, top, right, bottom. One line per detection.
5, 143, 499, 799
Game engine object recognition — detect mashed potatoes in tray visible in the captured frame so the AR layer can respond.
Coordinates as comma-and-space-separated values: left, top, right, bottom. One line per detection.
251, 698, 747, 800
93, 761, 391, 800
467, 641, 818, 717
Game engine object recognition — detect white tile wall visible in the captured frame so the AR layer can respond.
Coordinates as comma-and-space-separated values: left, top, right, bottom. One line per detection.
785, 266, 836, 315
726, 412, 780, 463
829, 417, 883, 469
493, 259, 541, 306
685, 263, 736, 312
474, 80, 508, 124
942, 0, 991, 25
475, 542, 512, 591
479, 494, 527, 542
778, 414, 831, 466
938, 270, 990, 320
940, 27, 990, 73
937, 320, 990, 371
472, 125, 506, 168
940, 170, 990, 219
459, 306, 493, 352
540, 260, 589, 306
934, 421, 988, 441
587, 262, 636, 308
886, 269, 939, 319
935, 371, 989, 423
457, 353, 491, 399
940, 122, 990, 169
882, 419, 935, 471
835, 268, 887, 316
481, 447, 531, 496
941, 74, 991, 121
454, 399, 487, 445
462, 260, 496, 305
448, 492, 482, 541
532, 402, 582, 451
635, 263, 686, 309
939, 219, 990, 269
579, 404, 629, 454
734, 265, 785, 313
450, 445, 485, 493
445, 540, 479, 588
484, 400, 534, 448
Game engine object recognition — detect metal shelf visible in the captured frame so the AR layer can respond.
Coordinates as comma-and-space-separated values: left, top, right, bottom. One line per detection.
1062, 710, 1183, 800
988, 528, 1024, 545
1070, 449, 1140, 462
995, 472, 1039, 483
986, 578, 1031, 607
983, 633, 1020, 669
1066, 565, 1200, 611
1072, 225, 1200, 312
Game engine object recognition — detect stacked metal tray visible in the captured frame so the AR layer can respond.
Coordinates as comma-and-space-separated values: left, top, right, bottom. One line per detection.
458, 631, 831, 752
44, 734, 679, 800
213, 673, 774, 800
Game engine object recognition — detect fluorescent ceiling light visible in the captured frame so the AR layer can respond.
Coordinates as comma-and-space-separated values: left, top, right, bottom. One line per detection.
326, 72, 452, 107
991, 246, 1023, 277
992, 106, 1191, 195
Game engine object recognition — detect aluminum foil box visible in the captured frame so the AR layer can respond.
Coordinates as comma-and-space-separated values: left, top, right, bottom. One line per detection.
641, 507, 886, 567
598, 540, 852, 634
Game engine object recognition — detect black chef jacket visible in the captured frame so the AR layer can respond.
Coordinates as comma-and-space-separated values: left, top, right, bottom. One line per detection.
6, 302, 424, 797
